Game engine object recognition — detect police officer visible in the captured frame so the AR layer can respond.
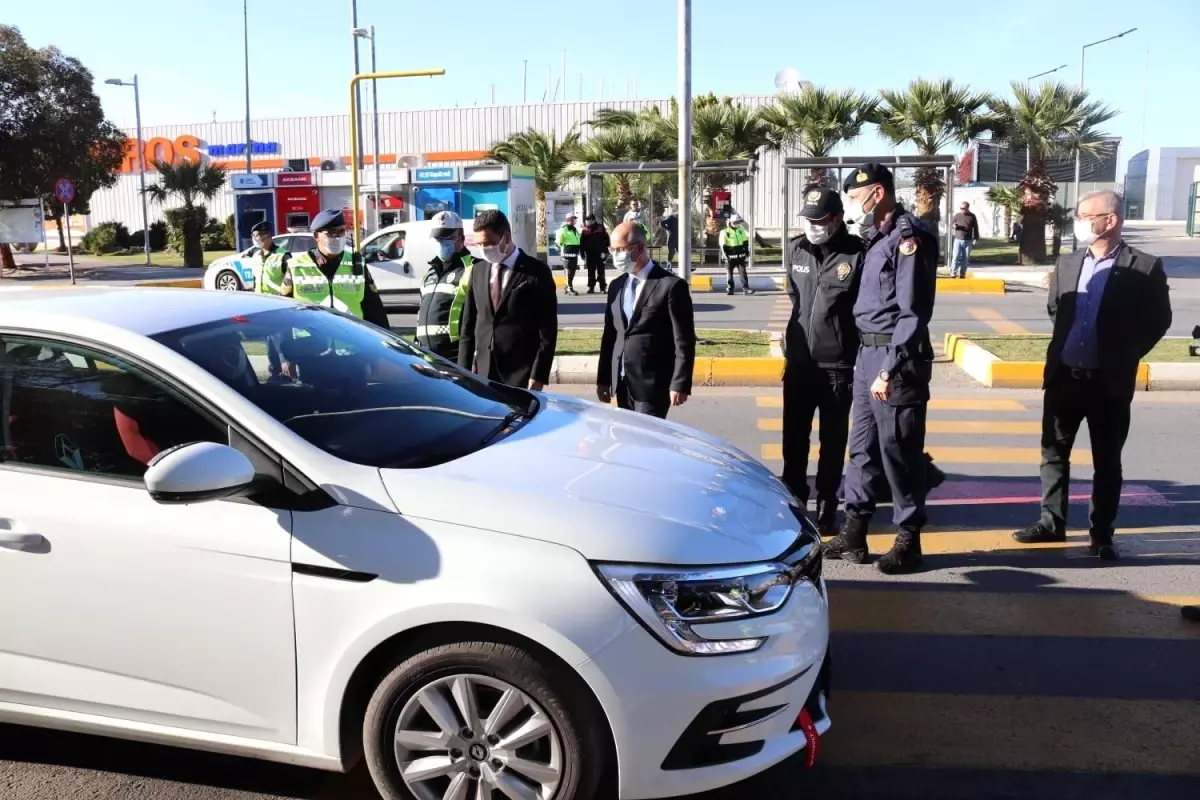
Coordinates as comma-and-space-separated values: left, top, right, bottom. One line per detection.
415, 210, 475, 360
782, 188, 864, 535
248, 221, 282, 258
823, 163, 938, 575
720, 214, 754, 295
556, 213, 582, 296
580, 213, 610, 293
258, 208, 390, 329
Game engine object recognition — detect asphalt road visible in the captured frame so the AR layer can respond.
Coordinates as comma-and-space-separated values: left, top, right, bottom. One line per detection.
3, 382, 1198, 799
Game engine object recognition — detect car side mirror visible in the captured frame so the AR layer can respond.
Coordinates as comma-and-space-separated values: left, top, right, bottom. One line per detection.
144, 441, 256, 505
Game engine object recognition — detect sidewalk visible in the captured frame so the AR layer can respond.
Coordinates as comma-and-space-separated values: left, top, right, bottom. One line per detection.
3, 254, 200, 285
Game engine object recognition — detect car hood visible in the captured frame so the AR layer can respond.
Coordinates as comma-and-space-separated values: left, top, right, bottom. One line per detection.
381, 393, 803, 565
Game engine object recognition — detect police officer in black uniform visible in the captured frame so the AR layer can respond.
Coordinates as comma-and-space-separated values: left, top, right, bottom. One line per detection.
782, 188, 863, 535
823, 163, 938, 575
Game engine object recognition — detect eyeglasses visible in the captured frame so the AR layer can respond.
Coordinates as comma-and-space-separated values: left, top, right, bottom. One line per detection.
1075, 212, 1114, 222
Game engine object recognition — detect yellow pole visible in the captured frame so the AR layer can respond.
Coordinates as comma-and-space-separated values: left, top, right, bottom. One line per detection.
350, 69, 445, 252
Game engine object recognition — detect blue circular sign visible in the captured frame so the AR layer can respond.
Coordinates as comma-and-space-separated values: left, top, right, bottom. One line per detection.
55, 178, 76, 204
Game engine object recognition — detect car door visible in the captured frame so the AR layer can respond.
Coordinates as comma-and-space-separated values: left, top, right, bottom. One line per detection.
0, 336, 297, 744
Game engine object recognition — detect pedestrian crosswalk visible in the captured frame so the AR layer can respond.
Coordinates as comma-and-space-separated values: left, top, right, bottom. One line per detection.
747, 390, 1200, 787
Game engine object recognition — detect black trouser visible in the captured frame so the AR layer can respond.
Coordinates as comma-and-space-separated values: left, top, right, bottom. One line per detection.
667, 243, 678, 264
585, 255, 606, 290
617, 378, 669, 419
563, 255, 579, 287
1039, 370, 1131, 541
781, 366, 853, 509
726, 257, 749, 290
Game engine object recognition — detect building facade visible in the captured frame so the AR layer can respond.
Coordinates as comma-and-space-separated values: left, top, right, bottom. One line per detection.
1123, 147, 1200, 221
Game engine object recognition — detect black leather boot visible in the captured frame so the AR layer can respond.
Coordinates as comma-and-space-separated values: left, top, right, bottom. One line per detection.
876, 529, 923, 575
822, 517, 868, 564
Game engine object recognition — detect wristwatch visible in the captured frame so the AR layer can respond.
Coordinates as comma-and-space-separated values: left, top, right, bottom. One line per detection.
878, 370, 890, 382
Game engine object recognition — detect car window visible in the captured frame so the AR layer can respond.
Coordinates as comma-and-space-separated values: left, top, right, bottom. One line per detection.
372, 231, 404, 260
0, 338, 226, 480
152, 307, 534, 469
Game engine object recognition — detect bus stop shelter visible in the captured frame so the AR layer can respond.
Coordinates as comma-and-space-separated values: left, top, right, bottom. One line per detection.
584, 159, 758, 279
781, 155, 957, 270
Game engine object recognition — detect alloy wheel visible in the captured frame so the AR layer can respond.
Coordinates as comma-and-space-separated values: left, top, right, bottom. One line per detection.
393, 673, 563, 800
216, 272, 241, 291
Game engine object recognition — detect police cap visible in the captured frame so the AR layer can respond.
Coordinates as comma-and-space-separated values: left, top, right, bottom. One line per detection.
429, 210, 463, 239
799, 187, 843, 220
843, 162, 894, 193
310, 208, 348, 234
250, 221, 272, 235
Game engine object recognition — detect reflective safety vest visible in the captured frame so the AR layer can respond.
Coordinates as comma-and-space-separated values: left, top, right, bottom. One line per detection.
556, 224, 581, 255
288, 251, 366, 318
259, 251, 288, 295
448, 256, 474, 342
721, 225, 750, 258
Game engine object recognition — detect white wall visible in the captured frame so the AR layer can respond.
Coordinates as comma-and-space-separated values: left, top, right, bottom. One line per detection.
1142, 147, 1200, 221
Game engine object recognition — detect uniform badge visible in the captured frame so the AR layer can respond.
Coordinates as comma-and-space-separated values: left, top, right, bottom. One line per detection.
806, 190, 821, 203
899, 238, 918, 256
836, 263, 852, 281
855, 171, 868, 183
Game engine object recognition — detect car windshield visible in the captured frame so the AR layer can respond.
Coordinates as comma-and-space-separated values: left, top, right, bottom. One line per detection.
153, 306, 533, 468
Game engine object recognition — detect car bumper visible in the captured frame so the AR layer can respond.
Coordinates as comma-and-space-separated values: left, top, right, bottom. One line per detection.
576, 577, 831, 799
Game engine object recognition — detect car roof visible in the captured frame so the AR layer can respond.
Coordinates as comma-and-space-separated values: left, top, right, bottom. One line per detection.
0, 287, 301, 337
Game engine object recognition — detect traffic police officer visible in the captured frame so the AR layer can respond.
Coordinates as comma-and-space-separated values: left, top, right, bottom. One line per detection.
556, 213, 582, 296
248, 221, 282, 258
259, 208, 390, 329
823, 163, 938, 575
720, 214, 754, 295
782, 188, 864, 535
416, 211, 475, 360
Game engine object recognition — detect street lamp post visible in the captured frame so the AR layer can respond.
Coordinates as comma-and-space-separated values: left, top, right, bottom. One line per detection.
1025, 64, 1069, 171
243, 0, 253, 175
677, 0, 692, 281
352, 26, 381, 232
1073, 28, 1137, 249
105, 76, 151, 266
349, 0, 364, 171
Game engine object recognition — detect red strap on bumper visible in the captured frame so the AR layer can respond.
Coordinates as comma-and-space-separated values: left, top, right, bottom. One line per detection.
798, 708, 821, 768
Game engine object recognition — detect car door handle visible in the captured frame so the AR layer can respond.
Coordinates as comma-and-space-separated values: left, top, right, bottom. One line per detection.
0, 531, 48, 551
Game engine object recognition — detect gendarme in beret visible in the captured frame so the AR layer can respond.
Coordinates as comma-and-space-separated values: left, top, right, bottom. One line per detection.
310, 208, 348, 234
842, 162, 895, 193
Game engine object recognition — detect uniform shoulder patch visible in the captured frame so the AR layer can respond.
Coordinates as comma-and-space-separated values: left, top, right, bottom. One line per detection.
836, 262, 853, 281
899, 238, 918, 256
896, 216, 915, 238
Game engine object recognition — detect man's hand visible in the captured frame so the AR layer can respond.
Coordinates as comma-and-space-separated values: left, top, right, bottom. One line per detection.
596, 386, 612, 404
280, 360, 297, 380
870, 376, 891, 401
670, 390, 688, 407
529, 379, 545, 392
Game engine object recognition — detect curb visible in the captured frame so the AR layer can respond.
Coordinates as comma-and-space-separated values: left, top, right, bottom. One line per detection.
551, 355, 783, 387
134, 279, 203, 289
943, 333, 1194, 390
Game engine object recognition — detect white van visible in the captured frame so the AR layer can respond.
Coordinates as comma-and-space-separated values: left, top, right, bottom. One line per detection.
360, 220, 443, 309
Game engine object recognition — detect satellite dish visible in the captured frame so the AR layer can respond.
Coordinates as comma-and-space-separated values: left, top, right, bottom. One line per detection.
774, 67, 809, 93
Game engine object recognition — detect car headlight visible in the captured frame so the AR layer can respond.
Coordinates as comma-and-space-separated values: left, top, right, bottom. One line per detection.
595, 525, 822, 657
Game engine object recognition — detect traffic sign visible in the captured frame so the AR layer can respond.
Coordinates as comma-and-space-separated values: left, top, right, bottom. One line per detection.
55, 178, 76, 205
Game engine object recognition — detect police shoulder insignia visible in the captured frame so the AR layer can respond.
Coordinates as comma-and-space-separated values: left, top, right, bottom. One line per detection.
896, 216, 914, 238
836, 263, 852, 281
899, 238, 918, 256
855, 171, 868, 183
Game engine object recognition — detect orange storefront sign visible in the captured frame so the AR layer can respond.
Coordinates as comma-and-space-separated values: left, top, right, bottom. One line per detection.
120, 135, 203, 172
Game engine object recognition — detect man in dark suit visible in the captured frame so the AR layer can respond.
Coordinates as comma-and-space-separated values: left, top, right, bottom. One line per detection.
1012, 190, 1171, 561
457, 210, 558, 390
597, 221, 696, 418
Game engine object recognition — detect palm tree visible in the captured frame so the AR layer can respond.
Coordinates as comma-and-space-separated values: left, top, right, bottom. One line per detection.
143, 160, 227, 268
1046, 202, 1073, 257
986, 185, 1023, 240
568, 122, 675, 211
876, 79, 993, 227
989, 82, 1118, 264
759, 87, 879, 188
488, 128, 581, 246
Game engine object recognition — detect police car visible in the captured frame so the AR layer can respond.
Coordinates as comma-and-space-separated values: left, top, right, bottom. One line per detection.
202, 233, 317, 292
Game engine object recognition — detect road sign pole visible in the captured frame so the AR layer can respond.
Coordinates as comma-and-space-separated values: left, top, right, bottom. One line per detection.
64, 203, 75, 285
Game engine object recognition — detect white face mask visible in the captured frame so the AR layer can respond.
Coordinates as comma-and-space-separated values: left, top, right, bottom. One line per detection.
1073, 218, 1102, 247
842, 187, 879, 236
480, 242, 509, 264
611, 250, 632, 272
321, 236, 346, 255
804, 219, 833, 245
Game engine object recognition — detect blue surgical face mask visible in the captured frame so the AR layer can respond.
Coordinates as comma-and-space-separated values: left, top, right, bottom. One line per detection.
437, 240, 457, 262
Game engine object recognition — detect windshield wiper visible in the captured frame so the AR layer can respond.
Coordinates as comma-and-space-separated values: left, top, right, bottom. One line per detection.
478, 409, 529, 448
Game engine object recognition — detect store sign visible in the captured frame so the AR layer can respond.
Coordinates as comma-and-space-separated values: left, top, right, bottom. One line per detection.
231, 174, 270, 189
121, 135, 203, 173
414, 167, 457, 183
208, 141, 280, 157
275, 172, 314, 187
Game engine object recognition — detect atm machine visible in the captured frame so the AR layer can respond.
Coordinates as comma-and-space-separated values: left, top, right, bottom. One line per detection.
273, 172, 321, 233
412, 167, 461, 220
230, 174, 275, 250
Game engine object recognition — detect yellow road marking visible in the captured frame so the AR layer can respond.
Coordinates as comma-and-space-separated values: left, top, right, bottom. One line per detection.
826, 692, 1200, 774
967, 306, 1031, 335
760, 444, 1082, 465
755, 396, 1027, 411
832, 590, 1200, 640
757, 419, 1040, 435
857, 526, 1199, 557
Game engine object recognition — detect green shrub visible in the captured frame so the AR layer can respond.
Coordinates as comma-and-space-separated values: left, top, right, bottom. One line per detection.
130, 221, 169, 251
164, 207, 208, 254
201, 216, 233, 251
79, 221, 131, 255
224, 214, 236, 247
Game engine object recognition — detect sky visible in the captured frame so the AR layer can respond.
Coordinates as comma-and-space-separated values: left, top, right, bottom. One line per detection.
9, 0, 1200, 173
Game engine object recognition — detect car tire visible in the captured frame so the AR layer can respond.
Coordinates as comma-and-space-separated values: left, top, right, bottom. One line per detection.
214, 270, 242, 291
363, 641, 605, 800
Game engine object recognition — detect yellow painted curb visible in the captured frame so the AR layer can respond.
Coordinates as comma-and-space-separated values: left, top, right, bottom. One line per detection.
945, 332, 1152, 391
689, 275, 713, 292
134, 279, 203, 289
936, 277, 1005, 294
706, 357, 784, 386
989, 361, 1043, 388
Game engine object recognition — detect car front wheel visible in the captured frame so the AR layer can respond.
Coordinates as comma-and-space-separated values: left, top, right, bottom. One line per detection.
214, 270, 242, 291
363, 641, 605, 800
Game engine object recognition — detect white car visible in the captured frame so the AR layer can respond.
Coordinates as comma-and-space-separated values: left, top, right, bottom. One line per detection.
360, 220, 443, 308
0, 288, 831, 800
203, 233, 318, 292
